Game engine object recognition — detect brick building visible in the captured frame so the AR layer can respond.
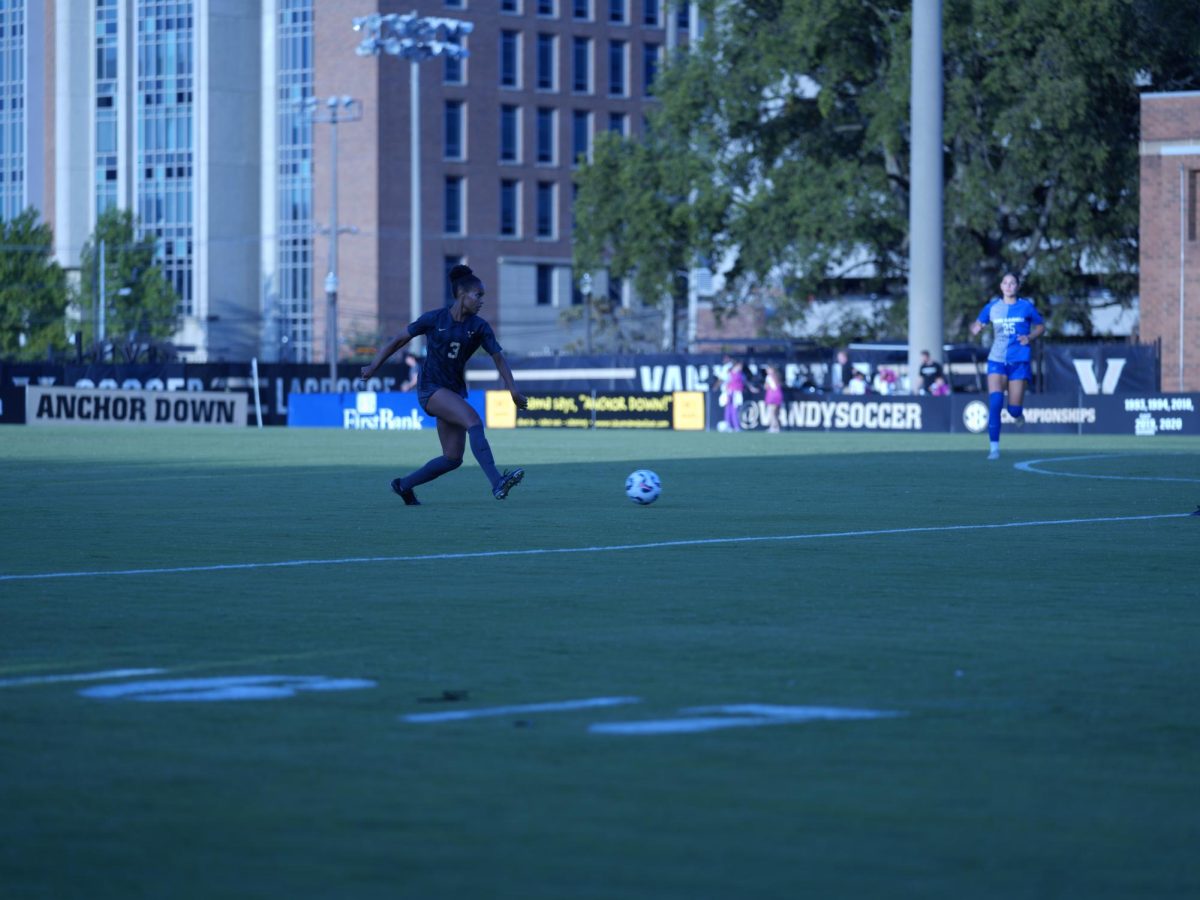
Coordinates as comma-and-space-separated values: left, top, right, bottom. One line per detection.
1139, 91, 1200, 392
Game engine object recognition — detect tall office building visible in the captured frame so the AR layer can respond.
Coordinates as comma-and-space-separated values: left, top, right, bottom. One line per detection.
25, 0, 696, 361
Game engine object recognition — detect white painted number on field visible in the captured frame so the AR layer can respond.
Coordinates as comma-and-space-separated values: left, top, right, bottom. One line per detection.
79, 674, 376, 702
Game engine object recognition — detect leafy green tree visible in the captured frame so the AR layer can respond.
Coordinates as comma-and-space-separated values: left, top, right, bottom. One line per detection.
574, 0, 1200, 342
78, 208, 180, 361
0, 208, 70, 361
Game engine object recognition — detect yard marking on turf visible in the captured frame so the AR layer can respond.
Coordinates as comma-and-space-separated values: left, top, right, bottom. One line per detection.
590, 704, 905, 736
79, 674, 377, 702
0, 667, 166, 688
402, 696, 641, 723
0, 512, 1192, 583
1015, 453, 1200, 483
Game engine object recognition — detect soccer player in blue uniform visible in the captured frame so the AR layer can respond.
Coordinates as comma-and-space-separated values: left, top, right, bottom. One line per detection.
359, 265, 528, 504
970, 272, 1045, 460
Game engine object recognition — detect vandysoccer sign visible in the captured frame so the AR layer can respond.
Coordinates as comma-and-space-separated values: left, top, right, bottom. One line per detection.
26, 386, 246, 428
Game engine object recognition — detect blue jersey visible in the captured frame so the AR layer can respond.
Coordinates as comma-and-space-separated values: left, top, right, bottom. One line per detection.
977, 297, 1044, 364
408, 307, 502, 397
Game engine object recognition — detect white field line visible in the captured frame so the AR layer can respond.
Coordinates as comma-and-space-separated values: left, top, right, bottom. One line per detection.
401, 696, 642, 723
0, 668, 166, 688
0, 512, 1191, 583
1015, 453, 1200, 483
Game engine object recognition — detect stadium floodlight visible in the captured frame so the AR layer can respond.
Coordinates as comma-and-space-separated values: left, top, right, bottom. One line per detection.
353, 11, 473, 350
303, 95, 363, 385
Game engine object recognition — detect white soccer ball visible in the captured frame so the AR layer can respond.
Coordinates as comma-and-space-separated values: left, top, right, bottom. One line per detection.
625, 469, 662, 505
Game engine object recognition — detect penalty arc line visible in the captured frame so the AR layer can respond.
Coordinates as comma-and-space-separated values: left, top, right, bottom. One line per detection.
0, 512, 1191, 583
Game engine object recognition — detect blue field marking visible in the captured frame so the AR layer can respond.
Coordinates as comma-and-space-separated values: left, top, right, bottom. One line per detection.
1015, 453, 1200, 483
0, 668, 166, 688
401, 696, 642, 723
0, 512, 1191, 583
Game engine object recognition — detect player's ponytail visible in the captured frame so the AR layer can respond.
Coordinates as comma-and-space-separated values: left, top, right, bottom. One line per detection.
448, 264, 480, 298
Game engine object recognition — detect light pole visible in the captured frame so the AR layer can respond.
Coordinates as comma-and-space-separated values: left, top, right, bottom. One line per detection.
305, 95, 362, 387
580, 273, 593, 354
353, 12, 472, 350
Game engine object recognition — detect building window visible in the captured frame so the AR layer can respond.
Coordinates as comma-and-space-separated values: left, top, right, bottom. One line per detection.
573, 0, 591, 20
572, 37, 591, 92
536, 34, 556, 91
444, 176, 464, 234
444, 100, 464, 160
537, 182, 556, 238
608, 40, 627, 96
444, 33, 464, 84
536, 107, 556, 164
608, 0, 626, 24
444, 0, 464, 7
444, 255, 464, 305
537, 0, 556, 15
500, 105, 520, 162
608, 111, 627, 135
572, 110, 591, 164
643, 43, 661, 96
501, 0, 520, 11
609, 275, 625, 308
536, 264, 554, 305
677, 3, 689, 27
643, 0, 661, 27
500, 31, 520, 88
500, 179, 520, 236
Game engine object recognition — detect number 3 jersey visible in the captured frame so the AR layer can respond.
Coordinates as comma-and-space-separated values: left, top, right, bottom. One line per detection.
407, 307, 502, 398
976, 297, 1044, 364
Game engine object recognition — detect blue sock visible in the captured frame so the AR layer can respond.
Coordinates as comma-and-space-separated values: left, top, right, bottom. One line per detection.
1007, 404, 1023, 419
468, 424, 502, 487
988, 392, 1004, 441
402, 455, 461, 489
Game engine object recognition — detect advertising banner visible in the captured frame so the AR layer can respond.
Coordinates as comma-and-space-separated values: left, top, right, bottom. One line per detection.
287, 391, 485, 430
1040, 344, 1159, 394
26, 386, 246, 428
950, 393, 1200, 436
485, 391, 693, 430
714, 391, 953, 433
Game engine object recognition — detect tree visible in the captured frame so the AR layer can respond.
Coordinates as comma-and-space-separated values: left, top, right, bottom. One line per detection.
77, 208, 180, 361
573, 0, 1200, 342
0, 208, 70, 361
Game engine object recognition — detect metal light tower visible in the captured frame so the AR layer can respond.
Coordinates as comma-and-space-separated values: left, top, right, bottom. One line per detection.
305, 95, 362, 386
353, 12, 472, 348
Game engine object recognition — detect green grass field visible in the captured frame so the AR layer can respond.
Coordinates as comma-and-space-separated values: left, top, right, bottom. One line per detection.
1, 425, 1198, 899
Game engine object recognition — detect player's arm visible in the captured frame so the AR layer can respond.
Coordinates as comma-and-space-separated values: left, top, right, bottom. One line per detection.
491, 351, 528, 409
360, 330, 413, 382
1018, 322, 1046, 346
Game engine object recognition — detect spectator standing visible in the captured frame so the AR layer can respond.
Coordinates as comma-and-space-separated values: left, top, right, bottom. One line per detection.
915, 350, 944, 395
763, 366, 784, 433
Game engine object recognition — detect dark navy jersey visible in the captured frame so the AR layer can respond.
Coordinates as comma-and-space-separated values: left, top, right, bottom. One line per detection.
408, 307, 502, 397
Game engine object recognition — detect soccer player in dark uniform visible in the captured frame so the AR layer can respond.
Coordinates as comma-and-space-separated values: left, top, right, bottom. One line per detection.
359, 265, 528, 504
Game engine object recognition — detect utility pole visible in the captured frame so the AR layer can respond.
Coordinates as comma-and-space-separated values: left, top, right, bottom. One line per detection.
305, 96, 362, 388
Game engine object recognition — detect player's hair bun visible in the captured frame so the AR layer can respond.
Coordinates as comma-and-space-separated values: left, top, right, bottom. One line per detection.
448, 264, 474, 283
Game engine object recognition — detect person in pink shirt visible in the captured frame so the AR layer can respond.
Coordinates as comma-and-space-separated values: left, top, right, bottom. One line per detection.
722, 360, 747, 431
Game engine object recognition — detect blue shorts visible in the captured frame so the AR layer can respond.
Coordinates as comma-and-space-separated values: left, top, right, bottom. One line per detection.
987, 360, 1032, 382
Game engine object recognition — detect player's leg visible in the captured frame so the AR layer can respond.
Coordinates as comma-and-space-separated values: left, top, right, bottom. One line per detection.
425, 389, 523, 498
986, 370, 1006, 459
1006, 364, 1030, 427
390, 391, 466, 504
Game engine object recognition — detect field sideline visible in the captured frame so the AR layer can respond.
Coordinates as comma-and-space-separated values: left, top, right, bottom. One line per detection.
2, 426, 1198, 898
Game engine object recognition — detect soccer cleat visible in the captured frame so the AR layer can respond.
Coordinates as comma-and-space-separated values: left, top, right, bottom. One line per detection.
987, 449, 1000, 461
1011, 414, 1025, 429
391, 478, 420, 506
492, 468, 525, 500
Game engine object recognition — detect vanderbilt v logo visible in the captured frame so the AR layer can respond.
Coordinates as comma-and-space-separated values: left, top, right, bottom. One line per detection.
1072, 358, 1126, 394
